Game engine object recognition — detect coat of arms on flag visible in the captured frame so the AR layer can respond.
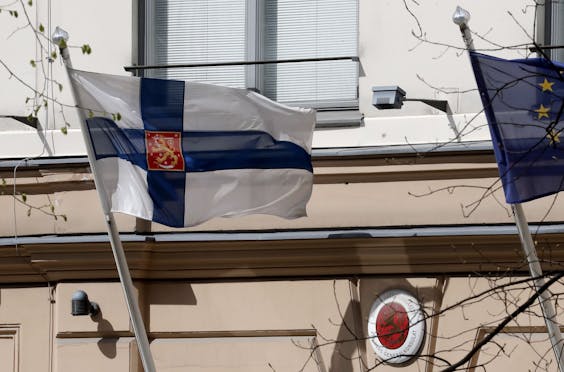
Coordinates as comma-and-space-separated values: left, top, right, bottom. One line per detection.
145, 131, 184, 171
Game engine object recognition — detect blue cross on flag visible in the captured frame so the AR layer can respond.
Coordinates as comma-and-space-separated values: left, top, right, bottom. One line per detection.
69, 69, 315, 227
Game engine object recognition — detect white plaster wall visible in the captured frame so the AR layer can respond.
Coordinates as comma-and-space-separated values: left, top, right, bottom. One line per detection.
327, 0, 537, 148
0, 0, 537, 157
0, 0, 132, 158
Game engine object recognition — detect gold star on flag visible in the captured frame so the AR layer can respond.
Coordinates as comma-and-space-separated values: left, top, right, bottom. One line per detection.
535, 104, 550, 119
539, 78, 555, 92
546, 129, 561, 145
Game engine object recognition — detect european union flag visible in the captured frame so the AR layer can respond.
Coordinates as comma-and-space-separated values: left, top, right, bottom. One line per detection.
470, 51, 564, 203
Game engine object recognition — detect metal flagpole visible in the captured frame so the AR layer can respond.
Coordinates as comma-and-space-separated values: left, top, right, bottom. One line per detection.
513, 204, 564, 372
453, 7, 564, 372
52, 27, 157, 372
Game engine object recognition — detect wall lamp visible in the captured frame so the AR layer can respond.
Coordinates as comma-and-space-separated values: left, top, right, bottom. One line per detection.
371, 86, 450, 113
371, 86, 460, 140
71, 290, 100, 317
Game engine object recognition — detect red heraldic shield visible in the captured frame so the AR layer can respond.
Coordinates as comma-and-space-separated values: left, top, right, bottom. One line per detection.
145, 131, 185, 171
375, 302, 410, 349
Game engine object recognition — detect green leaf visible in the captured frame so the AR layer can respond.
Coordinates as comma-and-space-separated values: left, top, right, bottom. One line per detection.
30, 60, 36, 68
62, 215, 68, 222
88, 110, 94, 118
81, 44, 92, 55
28, 0, 32, 6
116, 112, 122, 121
21, 193, 27, 202
50, 205, 55, 212
58, 39, 67, 49
25, 97, 30, 104
38, 23, 44, 33
27, 208, 31, 217
60, 126, 68, 135
51, 51, 57, 60
43, 99, 48, 108
58, 83, 63, 92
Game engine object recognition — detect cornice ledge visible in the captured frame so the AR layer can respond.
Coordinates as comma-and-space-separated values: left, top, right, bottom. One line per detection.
0, 227, 562, 282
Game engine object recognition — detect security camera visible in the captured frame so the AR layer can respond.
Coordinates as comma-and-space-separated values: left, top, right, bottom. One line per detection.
71, 290, 100, 316
371, 86, 406, 109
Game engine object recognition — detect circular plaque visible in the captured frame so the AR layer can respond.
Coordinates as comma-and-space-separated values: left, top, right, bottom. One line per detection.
367, 289, 425, 364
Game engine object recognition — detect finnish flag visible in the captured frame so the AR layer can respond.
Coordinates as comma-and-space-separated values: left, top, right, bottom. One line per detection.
69, 69, 315, 227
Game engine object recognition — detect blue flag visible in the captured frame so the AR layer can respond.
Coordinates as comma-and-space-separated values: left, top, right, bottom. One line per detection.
69, 69, 315, 227
469, 51, 564, 203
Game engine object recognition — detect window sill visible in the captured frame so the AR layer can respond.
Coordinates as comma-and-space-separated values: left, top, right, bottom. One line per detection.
315, 110, 363, 129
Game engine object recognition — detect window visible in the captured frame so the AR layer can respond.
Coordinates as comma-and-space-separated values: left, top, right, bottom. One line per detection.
143, 0, 358, 109
543, 0, 564, 62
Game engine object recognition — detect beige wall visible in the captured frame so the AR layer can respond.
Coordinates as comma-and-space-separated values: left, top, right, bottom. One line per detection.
0, 1, 560, 371
4, 175, 564, 237
56, 280, 365, 372
0, 286, 52, 372
0, 276, 557, 371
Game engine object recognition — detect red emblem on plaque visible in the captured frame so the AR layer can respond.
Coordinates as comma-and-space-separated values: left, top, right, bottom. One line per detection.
367, 290, 425, 364
145, 131, 184, 171
375, 302, 409, 349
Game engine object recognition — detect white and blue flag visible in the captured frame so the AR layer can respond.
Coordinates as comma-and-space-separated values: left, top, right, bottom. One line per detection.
69, 69, 315, 227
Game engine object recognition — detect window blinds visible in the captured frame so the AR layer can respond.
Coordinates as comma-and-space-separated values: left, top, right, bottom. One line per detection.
150, 0, 247, 87
263, 0, 358, 107
148, 0, 358, 107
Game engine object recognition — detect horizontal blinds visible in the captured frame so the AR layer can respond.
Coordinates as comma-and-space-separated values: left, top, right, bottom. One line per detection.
150, 0, 247, 87
148, 0, 358, 107
263, 0, 358, 106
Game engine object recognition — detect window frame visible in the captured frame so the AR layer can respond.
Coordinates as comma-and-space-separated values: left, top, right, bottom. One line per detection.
138, 0, 360, 111
541, 0, 564, 62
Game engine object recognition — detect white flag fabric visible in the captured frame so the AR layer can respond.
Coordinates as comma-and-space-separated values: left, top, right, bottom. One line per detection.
68, 69, 315, 227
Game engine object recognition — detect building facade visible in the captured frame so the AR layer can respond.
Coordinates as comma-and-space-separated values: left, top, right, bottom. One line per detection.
1, 0, 564, 371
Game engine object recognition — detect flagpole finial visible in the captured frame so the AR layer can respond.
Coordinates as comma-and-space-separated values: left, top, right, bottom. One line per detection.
452, 6, 471, 26
52, 26, 69, 48
52, 26, 72, 67
453, 6, 475, 51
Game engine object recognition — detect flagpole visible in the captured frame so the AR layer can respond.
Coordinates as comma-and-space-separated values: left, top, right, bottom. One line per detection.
512, 204, 564, 371
53, 28, 157, 372
453, 7, 564, 372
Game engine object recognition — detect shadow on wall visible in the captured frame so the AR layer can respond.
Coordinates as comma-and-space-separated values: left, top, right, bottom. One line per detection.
328, 280, 365, 372
92, 282, 197, 360
328, 277, 448, 371
147, 282, 197, 305
92, 309, 118, 359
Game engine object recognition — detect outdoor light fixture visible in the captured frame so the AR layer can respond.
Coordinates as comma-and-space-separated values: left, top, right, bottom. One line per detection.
371, 86, 406, 109
371, 86, 450, 113
71, 290, 100, 316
